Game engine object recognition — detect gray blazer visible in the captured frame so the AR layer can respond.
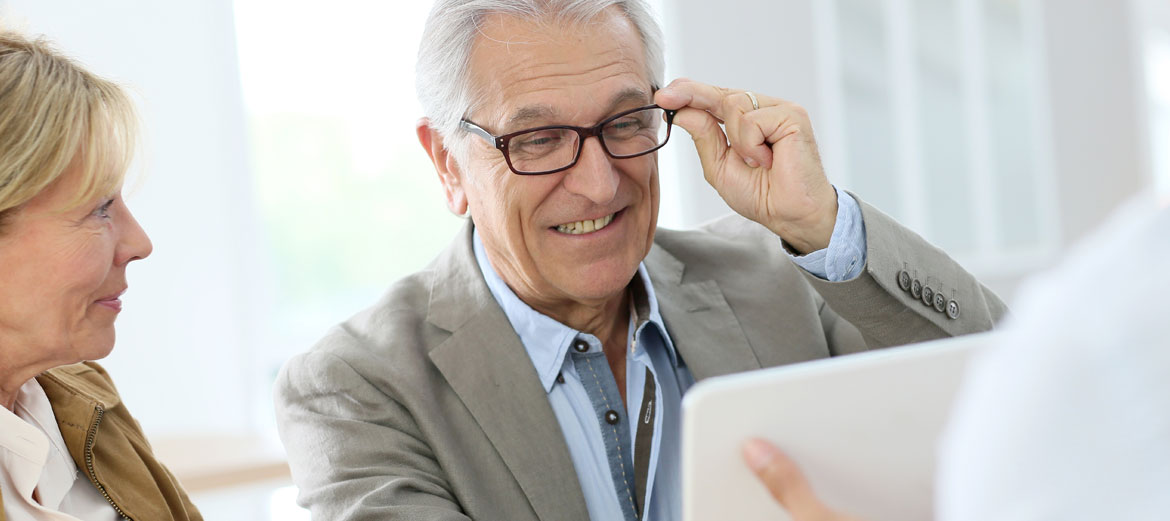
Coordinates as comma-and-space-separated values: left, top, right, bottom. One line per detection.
274, 198, 1007, 521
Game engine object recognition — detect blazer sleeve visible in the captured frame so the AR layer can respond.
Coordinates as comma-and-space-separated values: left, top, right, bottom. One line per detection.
274, 349, 472, 521
805, 193, 1009, 351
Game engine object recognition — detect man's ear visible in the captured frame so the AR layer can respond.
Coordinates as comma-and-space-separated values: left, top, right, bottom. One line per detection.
416, 118, 469, 216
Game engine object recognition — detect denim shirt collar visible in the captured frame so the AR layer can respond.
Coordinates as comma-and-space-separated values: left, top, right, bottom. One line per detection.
473, 229, 678, 393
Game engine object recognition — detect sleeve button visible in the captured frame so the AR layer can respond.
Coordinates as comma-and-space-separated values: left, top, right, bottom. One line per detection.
898, 270, 912, 291
946, 300, 961, 320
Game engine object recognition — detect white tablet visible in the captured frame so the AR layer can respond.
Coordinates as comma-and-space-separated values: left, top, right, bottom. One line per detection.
681, 332, 999, 521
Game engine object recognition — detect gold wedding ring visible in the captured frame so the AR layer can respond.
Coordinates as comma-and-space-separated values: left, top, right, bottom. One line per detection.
744, 91, 760, 111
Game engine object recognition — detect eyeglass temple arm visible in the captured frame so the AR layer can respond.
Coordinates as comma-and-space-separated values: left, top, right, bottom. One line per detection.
460, 120, 500, 148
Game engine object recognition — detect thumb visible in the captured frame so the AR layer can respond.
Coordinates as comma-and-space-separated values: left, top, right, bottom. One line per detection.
670, 107, 738, 179
742, 438, 835, 521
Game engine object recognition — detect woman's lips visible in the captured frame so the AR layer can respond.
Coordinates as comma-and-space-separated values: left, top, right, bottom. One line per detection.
96, 298, 122, 312
96, 289, 126, 312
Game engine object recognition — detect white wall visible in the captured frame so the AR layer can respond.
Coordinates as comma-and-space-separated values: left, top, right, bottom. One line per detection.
660, 0, 825, 228
1043, 0, 1150, 244
1136, 0, 1170, 202
0, 0, 263, 436
663, 0, 1154, 300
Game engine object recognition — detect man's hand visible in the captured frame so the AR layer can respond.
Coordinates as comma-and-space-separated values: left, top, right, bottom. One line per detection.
741, 438, 867, 521
655, 79, 838, 254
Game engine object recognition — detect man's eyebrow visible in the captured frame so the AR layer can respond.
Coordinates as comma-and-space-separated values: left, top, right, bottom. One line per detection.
603, 87, 653, 114
502, 87, 653, 131
504, 105, 558, 131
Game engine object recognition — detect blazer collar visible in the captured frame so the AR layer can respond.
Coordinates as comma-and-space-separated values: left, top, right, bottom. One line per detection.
423, 222, 762, 520
425, 221, 591, 521
643, 241, 763, 381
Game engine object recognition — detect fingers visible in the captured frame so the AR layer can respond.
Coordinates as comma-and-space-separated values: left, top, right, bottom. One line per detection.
732, 105, 810, 166
669, 106, 732, 183
657, 78, 793, 169
742, 438, 836, 521
724, 102, 774, 169
656, 78, 756, 120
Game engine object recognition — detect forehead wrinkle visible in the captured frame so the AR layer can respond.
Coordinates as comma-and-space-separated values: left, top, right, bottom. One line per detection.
498, 63, 645, 123
508, 44, 632, 81
470, 12, 649, 130
502, 85, 651, 133
509, 59, 631, 92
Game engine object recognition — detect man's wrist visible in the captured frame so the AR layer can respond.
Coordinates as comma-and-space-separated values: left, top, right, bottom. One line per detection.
783, 187, 868, 282
772, 198, 839, 255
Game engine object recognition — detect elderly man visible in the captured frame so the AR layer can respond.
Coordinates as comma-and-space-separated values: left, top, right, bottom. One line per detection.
274, 1, 1007, 520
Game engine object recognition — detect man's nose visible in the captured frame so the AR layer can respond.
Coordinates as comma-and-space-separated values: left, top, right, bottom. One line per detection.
562, 136, 620, 205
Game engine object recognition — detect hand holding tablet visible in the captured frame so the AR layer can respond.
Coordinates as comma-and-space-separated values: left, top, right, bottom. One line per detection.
682, 333, 997, 521
742, 438, 866, 521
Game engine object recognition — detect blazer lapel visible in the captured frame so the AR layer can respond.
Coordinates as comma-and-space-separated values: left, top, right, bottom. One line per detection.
645, 243, 763, 381
426, 222, 591, 521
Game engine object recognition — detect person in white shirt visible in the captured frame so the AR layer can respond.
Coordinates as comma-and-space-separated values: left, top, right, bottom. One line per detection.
0, 29, 202, 521
740, 197, 1170, 520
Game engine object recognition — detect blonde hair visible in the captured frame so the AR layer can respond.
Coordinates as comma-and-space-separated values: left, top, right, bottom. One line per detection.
0, 28, 138, 232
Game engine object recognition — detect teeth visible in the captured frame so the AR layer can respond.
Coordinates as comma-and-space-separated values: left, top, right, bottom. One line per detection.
556, 213, 615, 235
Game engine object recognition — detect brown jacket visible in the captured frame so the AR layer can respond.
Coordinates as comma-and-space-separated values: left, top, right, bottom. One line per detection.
0, 362, 202, 521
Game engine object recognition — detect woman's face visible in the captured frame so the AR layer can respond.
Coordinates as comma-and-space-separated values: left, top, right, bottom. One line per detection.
0, 163, 152, 369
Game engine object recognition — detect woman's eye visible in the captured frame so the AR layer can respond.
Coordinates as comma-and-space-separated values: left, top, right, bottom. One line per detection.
92, 198, 115, 219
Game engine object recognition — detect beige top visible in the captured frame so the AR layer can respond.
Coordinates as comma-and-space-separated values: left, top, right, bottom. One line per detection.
0, 379, 120, 521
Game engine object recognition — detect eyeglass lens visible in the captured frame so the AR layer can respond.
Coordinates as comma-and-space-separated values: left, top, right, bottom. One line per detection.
506, 107, 669, 174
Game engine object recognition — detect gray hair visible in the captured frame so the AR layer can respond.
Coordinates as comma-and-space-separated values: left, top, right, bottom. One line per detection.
415, 0, 665, 156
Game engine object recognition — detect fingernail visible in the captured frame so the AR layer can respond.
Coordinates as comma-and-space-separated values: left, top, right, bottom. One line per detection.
742, 439, 778, 472
744, 157, 759, 168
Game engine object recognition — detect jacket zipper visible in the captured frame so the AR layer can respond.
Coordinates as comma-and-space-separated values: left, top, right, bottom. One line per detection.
84, 404, 133, 520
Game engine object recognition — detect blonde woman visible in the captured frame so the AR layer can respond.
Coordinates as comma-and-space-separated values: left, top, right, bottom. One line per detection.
0, 30, 202, 520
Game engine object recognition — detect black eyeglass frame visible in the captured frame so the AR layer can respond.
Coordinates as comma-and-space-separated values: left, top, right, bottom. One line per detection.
459, 104, 677, 176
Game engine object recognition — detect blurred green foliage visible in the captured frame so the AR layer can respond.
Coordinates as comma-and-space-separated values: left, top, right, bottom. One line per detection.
249, 112, 464, 305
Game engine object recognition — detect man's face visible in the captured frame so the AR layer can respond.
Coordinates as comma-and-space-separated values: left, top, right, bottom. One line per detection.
454, 8, 660, 312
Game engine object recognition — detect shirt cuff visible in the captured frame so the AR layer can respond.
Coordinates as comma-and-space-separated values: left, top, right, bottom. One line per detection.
787, 188, 868, 281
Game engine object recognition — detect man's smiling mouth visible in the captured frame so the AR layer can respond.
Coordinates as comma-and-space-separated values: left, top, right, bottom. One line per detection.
555, 212, 616, 235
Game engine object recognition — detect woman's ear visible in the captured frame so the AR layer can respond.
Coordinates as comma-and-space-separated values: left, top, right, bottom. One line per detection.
416, 118, 468, 216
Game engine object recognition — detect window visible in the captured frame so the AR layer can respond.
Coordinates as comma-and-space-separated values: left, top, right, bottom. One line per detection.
815, 0, 1058, 271
1147, 31, 1170, 202
233, 0, 464, 434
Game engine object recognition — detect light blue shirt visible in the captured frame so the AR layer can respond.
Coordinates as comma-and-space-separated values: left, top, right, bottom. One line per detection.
472, 187, 865, 520
789, 188, 867, 281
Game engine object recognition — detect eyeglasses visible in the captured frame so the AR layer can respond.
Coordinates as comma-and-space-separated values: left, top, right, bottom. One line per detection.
460, 105, 677, 176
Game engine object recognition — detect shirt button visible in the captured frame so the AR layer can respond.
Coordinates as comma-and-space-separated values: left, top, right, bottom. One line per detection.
605, 410, 620, 425
573, 340, 590, 353
556, 373, 565, 384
